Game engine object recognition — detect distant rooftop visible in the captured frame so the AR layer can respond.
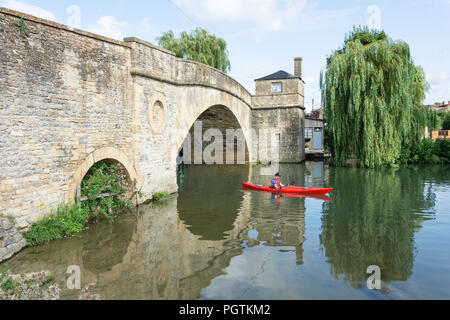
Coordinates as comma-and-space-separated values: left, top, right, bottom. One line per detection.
255, 70, 302, 81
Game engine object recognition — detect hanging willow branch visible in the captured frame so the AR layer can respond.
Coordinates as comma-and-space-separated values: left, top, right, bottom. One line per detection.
320, 26, 430, 168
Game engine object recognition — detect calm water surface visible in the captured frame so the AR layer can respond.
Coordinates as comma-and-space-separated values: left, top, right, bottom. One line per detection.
3, 162, 450, 299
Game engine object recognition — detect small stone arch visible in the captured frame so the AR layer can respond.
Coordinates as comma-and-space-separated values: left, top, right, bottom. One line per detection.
67, 147, 137, 203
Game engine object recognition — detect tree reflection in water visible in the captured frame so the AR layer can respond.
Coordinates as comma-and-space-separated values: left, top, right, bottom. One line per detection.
319, 166, 438, 292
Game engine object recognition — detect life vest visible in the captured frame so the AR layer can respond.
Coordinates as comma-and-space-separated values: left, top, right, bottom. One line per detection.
271, 177, 281, 188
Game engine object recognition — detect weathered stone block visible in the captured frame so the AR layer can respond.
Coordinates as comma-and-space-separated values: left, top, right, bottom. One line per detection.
0, 218, 26, 262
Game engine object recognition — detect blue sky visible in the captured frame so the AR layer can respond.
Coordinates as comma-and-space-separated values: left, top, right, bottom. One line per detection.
2, 0, 449, 111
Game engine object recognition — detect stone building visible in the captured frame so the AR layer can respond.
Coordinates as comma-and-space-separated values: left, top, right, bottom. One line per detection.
251, 57, 306, 163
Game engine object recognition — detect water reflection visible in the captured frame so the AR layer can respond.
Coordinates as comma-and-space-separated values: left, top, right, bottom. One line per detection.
3, 163, 448, 299
177, 165, 249, 240
319, 166, 438, 291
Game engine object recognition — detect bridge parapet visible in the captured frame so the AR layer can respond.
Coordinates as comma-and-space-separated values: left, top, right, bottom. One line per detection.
124, 37, 252, 107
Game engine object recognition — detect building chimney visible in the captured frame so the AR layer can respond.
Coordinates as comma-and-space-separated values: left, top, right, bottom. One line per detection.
294, 57, 303, 79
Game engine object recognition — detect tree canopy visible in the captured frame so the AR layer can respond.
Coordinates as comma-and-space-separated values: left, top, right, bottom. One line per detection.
320, 26, 431, 167
157, 28, 231, 73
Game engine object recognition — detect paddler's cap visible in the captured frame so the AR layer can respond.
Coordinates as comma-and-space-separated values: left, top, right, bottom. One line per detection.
275, 173, 281, 177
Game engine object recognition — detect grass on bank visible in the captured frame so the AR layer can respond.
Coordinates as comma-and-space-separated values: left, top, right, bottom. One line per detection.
152, 191, 171, 201
22, 161, 132, 247
22, 205, 90, 246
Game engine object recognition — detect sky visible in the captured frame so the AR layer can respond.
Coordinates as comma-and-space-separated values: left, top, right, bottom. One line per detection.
1, 0, 449, 112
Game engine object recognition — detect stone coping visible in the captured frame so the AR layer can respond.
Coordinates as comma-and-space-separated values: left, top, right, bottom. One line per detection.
124, 37, 176, 56
131, 68, 253, 109
0, 7, 132, 48
251, 105, 305, 110
175, 58, 253, 98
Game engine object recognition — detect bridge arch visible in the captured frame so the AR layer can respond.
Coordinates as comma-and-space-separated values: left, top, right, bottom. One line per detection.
172, 89, 253, 165
67, 147, 137, 204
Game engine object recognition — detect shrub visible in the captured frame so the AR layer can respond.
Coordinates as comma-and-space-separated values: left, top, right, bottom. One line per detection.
80, 161, 131, 221
398, 138, 450, 165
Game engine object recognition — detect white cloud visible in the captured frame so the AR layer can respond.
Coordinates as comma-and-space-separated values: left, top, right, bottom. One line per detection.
173, 0, 307, 32
0, 0, 56, 21
172, 0, 357, 33
88, 16, 128, 40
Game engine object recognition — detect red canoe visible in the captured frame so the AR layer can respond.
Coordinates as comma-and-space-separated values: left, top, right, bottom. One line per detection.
243, 188, 332, 202
242, 183, 333, 195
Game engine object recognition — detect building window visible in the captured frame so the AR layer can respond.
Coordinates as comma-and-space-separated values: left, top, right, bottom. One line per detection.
305, 128, 313, 139
272, 82, 282, 93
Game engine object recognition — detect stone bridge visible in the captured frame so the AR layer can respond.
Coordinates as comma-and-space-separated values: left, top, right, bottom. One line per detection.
0, 8, 305, 228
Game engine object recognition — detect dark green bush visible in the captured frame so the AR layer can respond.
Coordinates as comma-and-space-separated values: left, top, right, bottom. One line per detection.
398, 138, 450, 165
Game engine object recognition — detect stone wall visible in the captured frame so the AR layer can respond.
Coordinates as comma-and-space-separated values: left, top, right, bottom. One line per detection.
251, 107, 305, 163
0, 9, 134, 228
252, 78, 304, 108
0, 218, 27, 262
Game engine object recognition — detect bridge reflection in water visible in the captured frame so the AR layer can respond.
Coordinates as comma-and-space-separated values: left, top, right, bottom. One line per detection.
3, 163, 446, 299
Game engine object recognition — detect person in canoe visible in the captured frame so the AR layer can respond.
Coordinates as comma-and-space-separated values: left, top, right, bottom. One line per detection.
270, 173, 285, 190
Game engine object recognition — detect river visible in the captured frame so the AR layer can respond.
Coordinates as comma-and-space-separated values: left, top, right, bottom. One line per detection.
2, 162, 450, 299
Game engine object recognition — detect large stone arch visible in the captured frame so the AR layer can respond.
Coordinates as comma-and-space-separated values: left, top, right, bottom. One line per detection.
67, 147, 138, 204
172, 89, 254, 163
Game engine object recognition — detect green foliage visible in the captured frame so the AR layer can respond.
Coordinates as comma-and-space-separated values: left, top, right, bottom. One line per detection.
321, 26, 429, 167
15, 18, 28, 37
152, 191, 171, 201
80, 162, 131, 221
442, 112, 450, 130
22, 205, 90, 246
157, 28, 231, 73
23, 161, 132, 246
398, 138, 450, 165
305, 137, 311, 143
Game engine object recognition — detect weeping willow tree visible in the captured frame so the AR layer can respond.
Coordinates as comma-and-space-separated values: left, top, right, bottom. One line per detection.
157, 28, 231, 73
320, 26, 430, 167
